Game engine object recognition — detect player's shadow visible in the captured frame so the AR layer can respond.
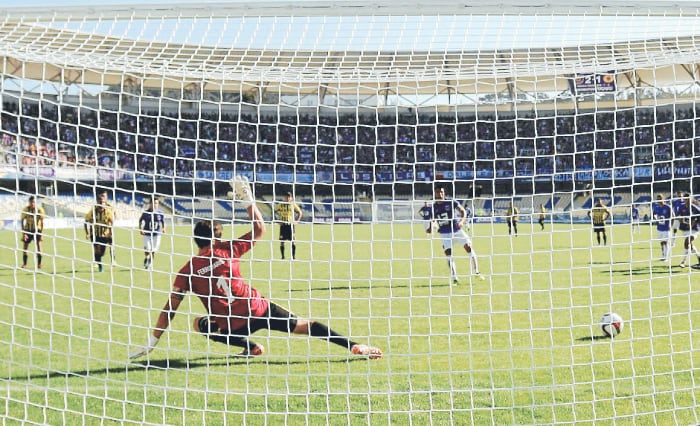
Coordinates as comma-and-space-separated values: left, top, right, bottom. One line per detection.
9, 365, 136, 381
136, 356, 366, 369
609, 265, 677, 276
576, 335, 613, 342
9, 355, 364, 381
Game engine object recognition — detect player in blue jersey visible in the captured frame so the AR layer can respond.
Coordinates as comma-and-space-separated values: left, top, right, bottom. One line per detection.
630, 203, 640, 233
671, 191, 685, 247
652, 195, 672, 262
426, 184, 483, 284
417, 201, 434, 235
691, 197, 700, 269
139, 197, 167, 269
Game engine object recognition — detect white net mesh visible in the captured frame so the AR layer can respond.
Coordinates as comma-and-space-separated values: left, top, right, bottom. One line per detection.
1, 1, 699, 424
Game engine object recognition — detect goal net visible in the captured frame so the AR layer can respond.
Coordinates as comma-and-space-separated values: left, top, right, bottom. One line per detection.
1, 1, 699, 423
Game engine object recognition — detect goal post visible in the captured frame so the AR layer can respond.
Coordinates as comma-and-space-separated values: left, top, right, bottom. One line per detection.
1, 1, 700, 424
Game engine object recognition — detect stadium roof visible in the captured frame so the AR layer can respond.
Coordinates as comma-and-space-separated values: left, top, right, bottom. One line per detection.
4, 1, 700, 18
1, 1, 700, 104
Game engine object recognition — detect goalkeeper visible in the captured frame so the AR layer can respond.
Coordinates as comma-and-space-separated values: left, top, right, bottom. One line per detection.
130, 176, 382, 360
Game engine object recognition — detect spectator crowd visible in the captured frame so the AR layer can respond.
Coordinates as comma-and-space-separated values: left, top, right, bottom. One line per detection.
1, 98, 698, 182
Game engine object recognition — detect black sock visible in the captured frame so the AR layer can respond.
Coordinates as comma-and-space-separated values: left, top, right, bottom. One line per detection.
37, 255, 42, 265
292, 244, 296, 258
309, 322, 355, 349
280, 245, 285, 258
23, 254, 27, 265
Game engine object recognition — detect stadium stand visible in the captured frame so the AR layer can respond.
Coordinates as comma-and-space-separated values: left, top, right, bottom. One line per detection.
2, 99, 699, 186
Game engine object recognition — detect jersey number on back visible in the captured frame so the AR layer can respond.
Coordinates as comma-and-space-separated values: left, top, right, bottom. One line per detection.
215, 277, 235, 304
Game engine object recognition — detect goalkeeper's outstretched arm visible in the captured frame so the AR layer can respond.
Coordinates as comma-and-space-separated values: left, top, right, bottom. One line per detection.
231, 175, 266, 241
129, 290, 184, 359
247, 203, 266, 241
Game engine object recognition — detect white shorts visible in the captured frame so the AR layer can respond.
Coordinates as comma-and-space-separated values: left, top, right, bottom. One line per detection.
144, 234, 162, 252
440, 229, 472, 251
656, 230, 670, 243
672, 219, 680, 230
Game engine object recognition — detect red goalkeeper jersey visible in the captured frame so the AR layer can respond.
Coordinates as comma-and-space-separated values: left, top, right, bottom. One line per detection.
173, 234, 269, 332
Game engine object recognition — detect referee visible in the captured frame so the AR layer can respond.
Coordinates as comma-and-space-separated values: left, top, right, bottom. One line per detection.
274, 192, 302, 260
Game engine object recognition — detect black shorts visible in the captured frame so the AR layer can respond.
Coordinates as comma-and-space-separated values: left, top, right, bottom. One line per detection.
593, 225, 606, 232
94, 236, 113, 246
279, 223, 295, 241
229, 302, 298, 336
22, 232, 42, 244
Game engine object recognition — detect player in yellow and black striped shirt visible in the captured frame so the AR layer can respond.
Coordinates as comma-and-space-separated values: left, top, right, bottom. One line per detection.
84, 190, 115, 272
506, 202, 519, 236
274, 192, 302, 259
20, 195, 45, 269
538, 203, 547, 231
587, 198, 611, 246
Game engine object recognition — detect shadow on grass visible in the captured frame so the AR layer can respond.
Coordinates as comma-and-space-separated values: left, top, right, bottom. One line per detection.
576, 335, 614, 342
608, 264, 682, 276
137, 355, 367, 369
8, 355, 366, 381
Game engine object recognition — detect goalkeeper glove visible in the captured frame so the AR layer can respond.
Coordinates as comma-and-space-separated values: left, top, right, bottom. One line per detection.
230, 175, 255, 208
128, 334, 159, 359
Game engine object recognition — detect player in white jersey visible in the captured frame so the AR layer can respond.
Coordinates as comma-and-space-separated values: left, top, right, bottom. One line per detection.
678, 196, 700, 269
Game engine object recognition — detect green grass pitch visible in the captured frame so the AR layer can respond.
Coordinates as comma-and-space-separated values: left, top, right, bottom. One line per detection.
1, 221, 699, 424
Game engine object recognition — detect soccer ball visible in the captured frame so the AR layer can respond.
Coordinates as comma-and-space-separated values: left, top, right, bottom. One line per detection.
600, 312, 624, 338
